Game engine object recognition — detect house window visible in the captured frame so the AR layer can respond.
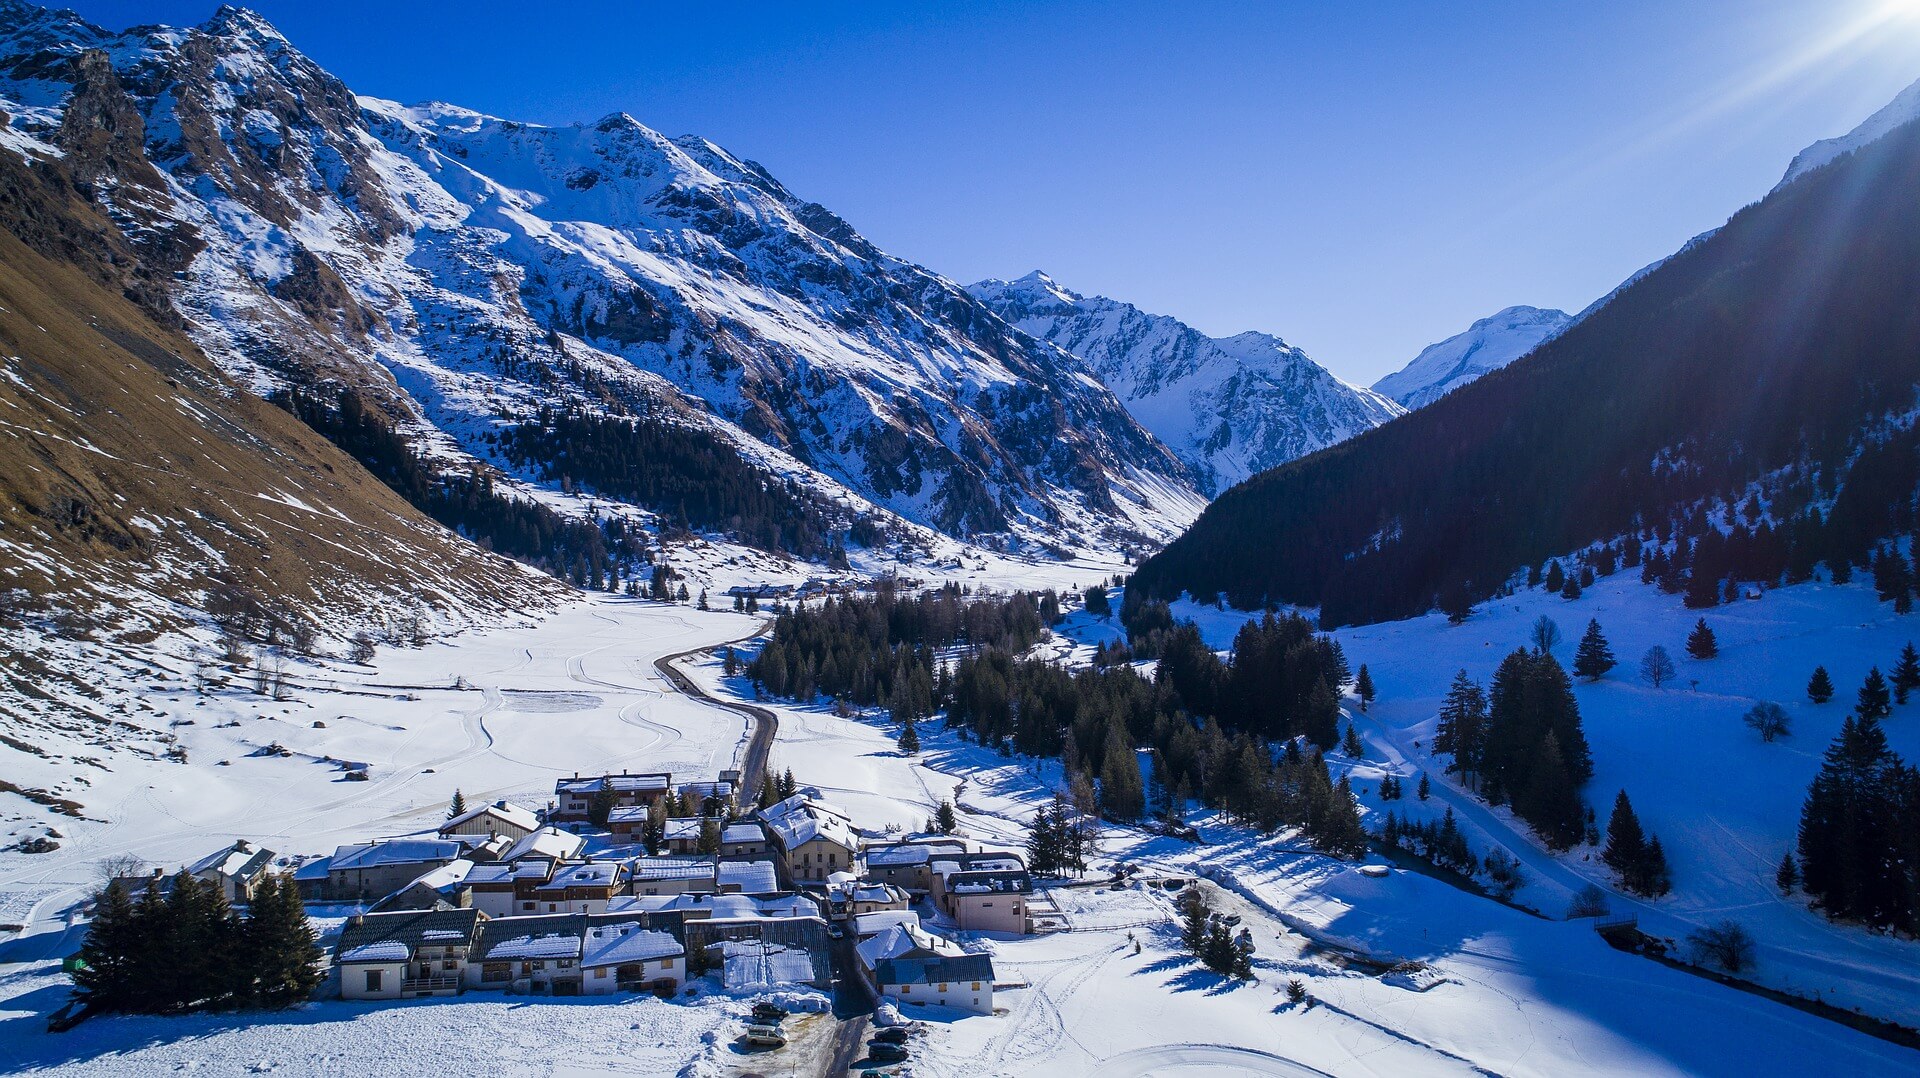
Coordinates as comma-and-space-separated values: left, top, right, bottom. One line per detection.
972, 982, 982, 991
442, 959, 457, 970
531, 961, 545, 971
558, 959, 574, 969
983, 902, 994, 908
548, 903, 558, 912
595, 967, 608, 978
365, 969, 383, 992
939, 982, 949, 991
521, 902, 535, 911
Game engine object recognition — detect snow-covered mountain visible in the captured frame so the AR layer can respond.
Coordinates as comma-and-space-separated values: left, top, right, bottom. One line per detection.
1776, 74, 1920, 191
1371, 305, 1571, 409
967, 271, 1401, 494
0, 3, 1202, 553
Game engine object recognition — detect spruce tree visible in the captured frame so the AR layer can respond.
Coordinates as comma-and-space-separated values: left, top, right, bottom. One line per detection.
1685, 619, 1718, 660
1603, 790, 1646, 889
696, 816, 721, 855
1807, 666, 1834, 704
1776, 852, 1798, 895
1417, 772, 1431, 800
73, 881, 140, 1012
1355, 664, 1375, 712
446, 789, 467, 820
1572, 619, 1617, 681
588, 784, 617, 828
1342, 724, 1365, 758
778, 768, 798, 799
1857, 667, 1893, 719
1178, 887, 1210, 952
934, 800, 958, 834
246, 872, 322, 1007
1545, 561, 1566, 593
1231, 927, 1257, 980
1894, 643, 1920, 705
1303, 677, 1340, 750
897, 717, 920, 754
1434, 671, 1488, 781
1642, 836, 1672, 896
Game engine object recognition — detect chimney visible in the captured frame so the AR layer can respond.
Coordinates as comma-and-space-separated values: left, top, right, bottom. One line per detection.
350, 913, 365, 926
235, 840, 250, 852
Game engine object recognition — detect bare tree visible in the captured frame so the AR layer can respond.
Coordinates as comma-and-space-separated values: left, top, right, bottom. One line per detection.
1742, 702, 1790, 742
1687, 920, 1756, 973
1566, 884, 1611, 919
348, 631, 377, 665
1640, 645, 1676, 688
1530, 615, 1562, 654
95, 853, 147, 892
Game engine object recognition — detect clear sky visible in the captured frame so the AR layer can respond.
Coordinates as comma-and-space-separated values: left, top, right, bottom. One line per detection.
63, 0, 1920, 384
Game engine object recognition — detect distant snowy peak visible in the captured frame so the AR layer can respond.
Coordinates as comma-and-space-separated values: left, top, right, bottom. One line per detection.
969, 271, 1402, 494
1777, 75, 1920, 191
1372, 305, 1572, 409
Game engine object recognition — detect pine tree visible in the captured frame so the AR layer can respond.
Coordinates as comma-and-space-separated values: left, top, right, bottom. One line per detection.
934, 800, 958, 834
446, 789, 467, 820
696, 816, 721, 854
1434, 671, 1488, 781
1026, 809, 1062, 875
1355, 664, 1375, 711
1602, 790, 1647, 885
897, 717, 920, 754
642, 796, 667, 855
1231, 927, 1256, 980
1303, 677, 1340, 750
246, 872, 322, 1007
723, 646, 738, 677
1857, 667, 1893, 719
778, 768, 798, 800
1894, 643, 1920, 705
1417, 772, 1431, 800
1685, 619, 1718, 659
1342, 724, 1364, 758
1178, 887, 1210, 952
588, 784, 617, 828
1808, 666, 1835, 704
1560, 576, 1582, 600
73, 881, 140, 1012
1642, 836, 1672, 896
1099, 734, 1146, 820
1776, 852, 1798, 895
1545, 561, 1566, 593
1572, 619, 1617, 681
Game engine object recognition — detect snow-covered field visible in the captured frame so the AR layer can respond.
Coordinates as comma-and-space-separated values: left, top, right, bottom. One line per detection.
5, 562, 1919, 1075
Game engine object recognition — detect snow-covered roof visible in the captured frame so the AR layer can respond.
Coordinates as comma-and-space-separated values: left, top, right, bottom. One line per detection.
400, 858, 475, 894
581, 923, 682, 968
536, 861, 620, 892
864, 841, 962, 867
607, 892, 819, 920
188, 840, 274, 881
606, 805, 651, 825
722, 941, 815, 988
625, 856, 715, 881
721, 823, 766, 845
760, 796, 855, 851
946, 869, 1032, 896
555, 772, 671, 796
330, 838, 462, 871
717, 860, 778, 893
473, 914, 588, 961
504, 827, 584, 863
340, 940, 410, 963
856, 922, 962, 970
663, 817, 707, 842
463, 863, 515, 886
438, 799, 539, 835
853, 910, 919, 938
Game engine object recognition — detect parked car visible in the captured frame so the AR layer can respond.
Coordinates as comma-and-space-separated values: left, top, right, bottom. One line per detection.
872, 1025, 911, 1044
744, 1024, 787, 1048
867, 1041, 910, 1063
751, 1002, 789, 1023
828, 923, 846, 939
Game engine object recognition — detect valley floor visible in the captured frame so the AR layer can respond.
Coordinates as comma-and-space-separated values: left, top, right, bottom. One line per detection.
2, 568, 1918, 1076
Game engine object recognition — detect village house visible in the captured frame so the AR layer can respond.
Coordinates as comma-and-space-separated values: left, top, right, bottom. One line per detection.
374, 859, 476, 912
462, 862, 529, 917
716, 859, 779, 894
874, 953, 995, 1016
679, 780, 736, 815
468, 913, 587, 994
549, 772, 671, 824
608, 891, 819, 923
580, 919, 685, 996
530, 860, 623, 914
684, 912, 833, 989
605, 805, 654, 846
659, 816, 717, 855
624, 856, 716, 897
185, 839, 276, 903
438, 800, 540, 843
719, 821, 772, 861
335, 908, 483, 1001
930, 851, 1034, 934
761, 794, 859, 884
312, 838, 463, 902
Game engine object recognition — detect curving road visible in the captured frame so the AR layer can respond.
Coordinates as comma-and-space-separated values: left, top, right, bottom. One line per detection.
651, 618, 778, 795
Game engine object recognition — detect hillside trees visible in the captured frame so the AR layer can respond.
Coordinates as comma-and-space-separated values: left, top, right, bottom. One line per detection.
1572, 619, 1616, 680
1796, 714, 1919, 932
1477, 649, 1592, 848
1602, 790, 1673, 896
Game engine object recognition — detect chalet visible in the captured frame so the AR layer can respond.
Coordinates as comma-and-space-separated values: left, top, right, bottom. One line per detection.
679, 780, 736, 814
462, 862, 526, 917
438, 800, 540, 843
719, 821, 771, 861
685, 913, 833, 989
317, 838, 463, 902
335, 908, 483, 1001
469, 913, 587, 994
605, 805, 654, 846
874, 953, 995, 1015
855, 920, 963, 972
185, 839, 276, 903
716, 859, 779, 894
580, 920, 684, 996
761, 794, 858, 884
659, 816, 717, 855
530, 860, 623, 914
624, 856, 717, 897
550, 772, 671, 823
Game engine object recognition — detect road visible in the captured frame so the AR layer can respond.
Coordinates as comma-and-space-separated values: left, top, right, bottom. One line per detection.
652, 618, 778, 796
821, 929, 877, 1078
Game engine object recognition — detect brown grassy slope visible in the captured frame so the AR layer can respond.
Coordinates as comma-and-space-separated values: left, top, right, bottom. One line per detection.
0, 148, 563, 650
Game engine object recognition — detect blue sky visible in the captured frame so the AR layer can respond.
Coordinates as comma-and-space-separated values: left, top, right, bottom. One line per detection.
65, 1, 1920, 383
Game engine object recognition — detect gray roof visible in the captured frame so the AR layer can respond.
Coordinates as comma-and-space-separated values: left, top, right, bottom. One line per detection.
334, 908, 482, 963
472, 913, 589, 962
875, 953, 994, 986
